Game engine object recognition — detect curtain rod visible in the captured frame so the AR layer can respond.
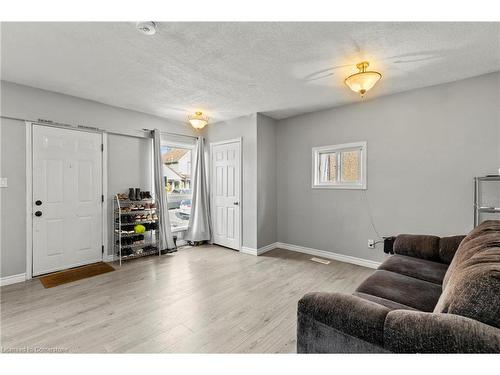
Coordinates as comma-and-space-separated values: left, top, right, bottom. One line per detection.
1, 116, 199, 140
142, 128, 199, 140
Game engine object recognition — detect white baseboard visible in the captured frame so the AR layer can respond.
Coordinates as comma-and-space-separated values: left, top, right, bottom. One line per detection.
1, 273, 26, 286
275, 242, 381, 269
257, 242, 278, 255
241, 242, 278, 256
240, 242, 380, 269
241, 246, 258, 256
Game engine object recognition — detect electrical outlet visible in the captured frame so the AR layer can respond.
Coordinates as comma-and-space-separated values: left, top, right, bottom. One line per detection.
368, 239, 375, 249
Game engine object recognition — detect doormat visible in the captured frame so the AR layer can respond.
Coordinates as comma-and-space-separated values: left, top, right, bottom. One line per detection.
39, 262, 115, 288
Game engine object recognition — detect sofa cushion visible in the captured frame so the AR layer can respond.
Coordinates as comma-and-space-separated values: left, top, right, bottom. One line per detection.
434, 246, 500, 329
461, 220, 500, 245
354, 292, 417, 311
443, 231, 500, 288
385, 310, 500, 353
379, 255, 448, 285
393, 234, 441, 262
355, 270, 442, 312
439, 235, 466, 264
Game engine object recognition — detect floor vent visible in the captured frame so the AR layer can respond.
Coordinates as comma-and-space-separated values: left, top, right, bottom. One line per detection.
310, 257, 331, 265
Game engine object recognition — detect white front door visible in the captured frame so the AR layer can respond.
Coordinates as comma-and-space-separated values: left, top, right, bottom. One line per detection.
32, 125, 103, 276
211, 140, 241, 250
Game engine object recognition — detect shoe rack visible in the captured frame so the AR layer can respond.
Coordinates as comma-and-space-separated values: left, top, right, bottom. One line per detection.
474, 176, 500, 227
113, 189, 160, 266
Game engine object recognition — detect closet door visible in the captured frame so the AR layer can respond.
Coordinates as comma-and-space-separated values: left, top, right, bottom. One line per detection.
32, 125, 103, 276
211, 139, 241, 250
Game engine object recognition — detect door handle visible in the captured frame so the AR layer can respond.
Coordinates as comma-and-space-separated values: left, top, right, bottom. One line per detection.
233, 202, 239, 205
35, 211, 43, 217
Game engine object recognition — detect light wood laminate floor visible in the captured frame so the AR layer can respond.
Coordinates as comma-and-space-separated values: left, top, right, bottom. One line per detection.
1, 245, 374, 353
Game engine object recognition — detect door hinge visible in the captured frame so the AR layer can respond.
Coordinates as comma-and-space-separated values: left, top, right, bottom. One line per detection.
101, 143, 104, 152
102, 245, 104, 254
101, 195, 104, 203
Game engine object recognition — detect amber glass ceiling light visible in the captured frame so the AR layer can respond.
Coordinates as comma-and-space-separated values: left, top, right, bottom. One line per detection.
344, 61, 382, 97
188, 111, 209, 130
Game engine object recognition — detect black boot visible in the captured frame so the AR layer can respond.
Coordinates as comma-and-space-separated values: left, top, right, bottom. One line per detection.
135, 188, 141, 201
128, 188, 135, 201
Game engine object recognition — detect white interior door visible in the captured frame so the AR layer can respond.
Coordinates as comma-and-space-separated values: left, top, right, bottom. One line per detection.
211, 140, 241, 250
32, 125, 103, 276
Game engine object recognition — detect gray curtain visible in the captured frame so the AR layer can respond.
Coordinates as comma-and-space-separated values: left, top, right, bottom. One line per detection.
185, 137, 212, 242
153, 129, 176, 251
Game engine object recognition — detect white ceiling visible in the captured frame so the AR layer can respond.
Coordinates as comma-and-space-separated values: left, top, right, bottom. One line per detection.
2, 22, 500, 122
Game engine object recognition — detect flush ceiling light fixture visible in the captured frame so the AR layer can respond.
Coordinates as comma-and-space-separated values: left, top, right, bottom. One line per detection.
344, 61, 382, 98
136, 21, 157, 36
188, 111, 209, 130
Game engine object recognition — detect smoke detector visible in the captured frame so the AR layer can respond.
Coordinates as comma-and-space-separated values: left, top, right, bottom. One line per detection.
136, 22, 157, 36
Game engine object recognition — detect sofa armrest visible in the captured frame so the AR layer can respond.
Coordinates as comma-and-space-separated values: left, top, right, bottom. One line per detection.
384, 310, 500, 353
297, 292, 390, 347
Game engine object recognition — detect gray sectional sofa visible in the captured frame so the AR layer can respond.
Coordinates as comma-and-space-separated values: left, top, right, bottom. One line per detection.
297, 220, 500, 353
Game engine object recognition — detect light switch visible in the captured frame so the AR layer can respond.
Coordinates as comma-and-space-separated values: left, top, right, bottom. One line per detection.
0, 178, 8, 188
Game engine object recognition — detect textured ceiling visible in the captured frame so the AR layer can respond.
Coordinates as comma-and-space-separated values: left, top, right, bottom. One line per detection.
1, 22, 500, 122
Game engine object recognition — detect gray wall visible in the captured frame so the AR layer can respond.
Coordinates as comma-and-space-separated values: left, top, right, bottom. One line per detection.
276, 72, 500, 263
0, 118, 26, 276
2, 71, 500, 277
106, 135, 153, 257
256, 114, 277, 248
204, 114, 258, 249
1, 81, 195, 278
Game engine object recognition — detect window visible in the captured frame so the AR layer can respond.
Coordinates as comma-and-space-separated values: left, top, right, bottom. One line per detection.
160, 142, 195, 232
312, 142, 366, 189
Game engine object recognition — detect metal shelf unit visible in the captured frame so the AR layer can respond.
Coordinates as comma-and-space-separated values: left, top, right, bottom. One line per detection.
474, 176, 500, 227
113, 194, 160, 266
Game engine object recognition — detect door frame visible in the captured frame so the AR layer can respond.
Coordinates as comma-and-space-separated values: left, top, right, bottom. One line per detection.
25, 122, 108, 279
209, 138, 243, 252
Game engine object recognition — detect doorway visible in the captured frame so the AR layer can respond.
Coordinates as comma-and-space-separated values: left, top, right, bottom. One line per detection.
31, 124, 104, 276
210, 139, 242, 251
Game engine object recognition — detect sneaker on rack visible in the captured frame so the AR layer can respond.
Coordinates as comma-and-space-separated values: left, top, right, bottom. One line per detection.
121, 247, 132, 256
